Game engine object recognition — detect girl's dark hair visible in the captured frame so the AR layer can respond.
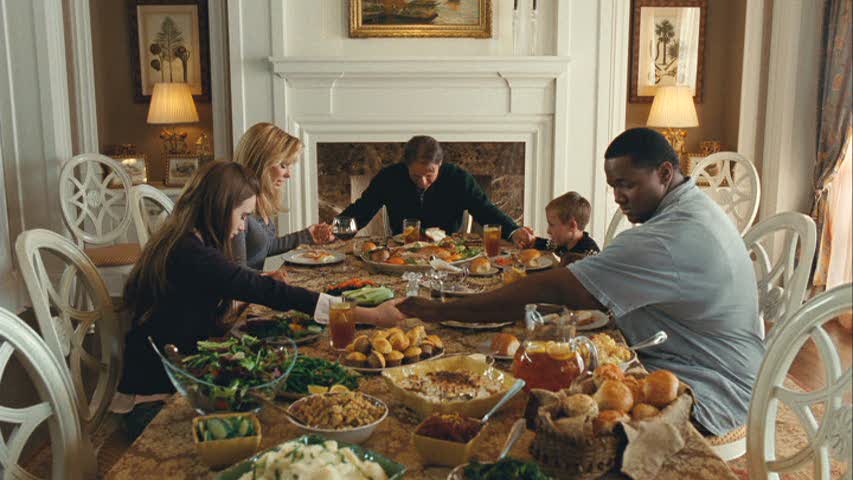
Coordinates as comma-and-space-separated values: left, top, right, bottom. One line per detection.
403, 135, 444, 165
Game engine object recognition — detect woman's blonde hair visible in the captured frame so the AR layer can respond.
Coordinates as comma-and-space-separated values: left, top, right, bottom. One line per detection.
233, 122, 303, 221
123, 160, 260, 324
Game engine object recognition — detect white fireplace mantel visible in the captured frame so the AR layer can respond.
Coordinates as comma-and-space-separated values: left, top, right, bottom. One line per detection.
268, 55, 572, 235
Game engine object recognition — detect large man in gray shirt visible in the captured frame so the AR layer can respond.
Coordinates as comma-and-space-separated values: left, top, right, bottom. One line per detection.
399, 128, 764, 436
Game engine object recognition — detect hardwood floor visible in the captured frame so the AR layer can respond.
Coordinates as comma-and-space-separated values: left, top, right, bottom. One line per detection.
787, 317, 853, 391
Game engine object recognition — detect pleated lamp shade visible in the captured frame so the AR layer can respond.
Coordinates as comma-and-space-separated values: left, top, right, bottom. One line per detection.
646, 86, 699, 128
147, 82, 199, 124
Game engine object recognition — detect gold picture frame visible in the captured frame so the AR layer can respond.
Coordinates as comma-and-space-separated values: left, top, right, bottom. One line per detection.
165, 154, 200, 187
109, 154, 148, 187
349, 0, 492, 38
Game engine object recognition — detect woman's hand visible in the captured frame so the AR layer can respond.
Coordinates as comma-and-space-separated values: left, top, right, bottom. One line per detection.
356, 298, 407, 328
260, 268, 288, 283
309, 223, 335, 244
397, 297, 444, 323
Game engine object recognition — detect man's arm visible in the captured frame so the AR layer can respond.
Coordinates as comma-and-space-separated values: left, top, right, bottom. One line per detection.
398, 267, 603, 323
462, 172, 519, 239
339, 170, 389, 230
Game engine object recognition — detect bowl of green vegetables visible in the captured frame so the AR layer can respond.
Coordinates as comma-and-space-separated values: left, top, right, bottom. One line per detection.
237, 310, 325, 345
278, 356, 361, 399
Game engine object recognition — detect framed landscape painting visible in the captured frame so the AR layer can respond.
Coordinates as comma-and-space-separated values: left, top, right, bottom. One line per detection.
128, 0, 211, 102
629, 0, 707, 103
350, 0, 492, 38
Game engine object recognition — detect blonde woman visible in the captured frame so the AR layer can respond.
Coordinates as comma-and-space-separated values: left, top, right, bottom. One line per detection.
233, 123, 333, 270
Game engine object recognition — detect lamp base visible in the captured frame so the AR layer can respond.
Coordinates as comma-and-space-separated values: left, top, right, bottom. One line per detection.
159, 128, 190, 154
660, 128, 692, 176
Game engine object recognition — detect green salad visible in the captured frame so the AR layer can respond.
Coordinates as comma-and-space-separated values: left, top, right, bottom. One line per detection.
463, 458, 552, 480
280, 356, 361, 395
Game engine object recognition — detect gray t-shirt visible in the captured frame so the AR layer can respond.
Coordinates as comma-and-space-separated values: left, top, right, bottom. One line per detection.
569, 178, 764, 436
232, 215, 314, 270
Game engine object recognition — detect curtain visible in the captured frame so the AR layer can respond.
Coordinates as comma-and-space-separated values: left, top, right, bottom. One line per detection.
811, 0, 852, 288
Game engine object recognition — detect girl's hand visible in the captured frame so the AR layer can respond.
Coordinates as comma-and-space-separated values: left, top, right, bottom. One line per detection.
261, 268, 288, 283
359, 298, 407, 328
309, 223, 335, 244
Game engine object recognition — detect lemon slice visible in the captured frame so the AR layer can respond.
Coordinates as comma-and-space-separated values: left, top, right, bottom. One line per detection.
307, 385, 329, 395
546, 342, 575, 361
525, 341, 548, 354
329, 384, 350, 393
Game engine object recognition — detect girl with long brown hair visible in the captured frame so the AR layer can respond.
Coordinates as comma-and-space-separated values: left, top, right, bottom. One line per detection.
232, 122, 334, 270
118, 160, 402, 395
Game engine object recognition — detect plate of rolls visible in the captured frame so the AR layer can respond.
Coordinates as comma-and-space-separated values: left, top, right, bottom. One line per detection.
338, 326, 445, 373
467, 257, 499, 277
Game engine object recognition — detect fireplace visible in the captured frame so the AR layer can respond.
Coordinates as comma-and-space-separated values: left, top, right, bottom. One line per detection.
316, 142, 524, 236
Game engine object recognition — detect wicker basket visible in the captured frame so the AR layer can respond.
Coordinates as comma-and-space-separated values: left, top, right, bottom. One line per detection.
530, 411, 625, 480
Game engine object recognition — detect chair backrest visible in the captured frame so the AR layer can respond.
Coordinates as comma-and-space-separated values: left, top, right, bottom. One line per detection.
602, 209, 634, 248
743, 212, 818, 341
459, 210, 474, 234
747, 283, 852, 480
59, 153, 134, 248
693, 152, 761, 235
0, 307, 91, 480
15, 229, 123, 437
130, 184, 174, 246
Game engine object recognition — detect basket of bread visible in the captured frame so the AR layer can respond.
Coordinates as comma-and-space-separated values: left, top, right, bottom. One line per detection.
528, 365, 684, 480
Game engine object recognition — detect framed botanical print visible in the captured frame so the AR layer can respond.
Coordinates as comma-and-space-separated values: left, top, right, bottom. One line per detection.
128, 0, 211, 102
349, 0, 492, 38
165, 154, 200, 187
109, 155, 149, 187
629, 0, 707, 103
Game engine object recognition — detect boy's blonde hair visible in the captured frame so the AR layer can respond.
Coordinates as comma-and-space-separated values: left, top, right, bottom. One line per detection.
546, 191, 591, 230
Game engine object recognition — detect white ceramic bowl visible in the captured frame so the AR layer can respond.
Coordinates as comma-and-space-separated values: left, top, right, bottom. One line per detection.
285, 392, 388, 444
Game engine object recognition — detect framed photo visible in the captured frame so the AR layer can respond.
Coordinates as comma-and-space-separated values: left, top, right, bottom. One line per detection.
128, 0, 211, 103
629, 0, 707, 103
349, 0, 492, 38
109, 155, 149, 187
165, 154, 200, 187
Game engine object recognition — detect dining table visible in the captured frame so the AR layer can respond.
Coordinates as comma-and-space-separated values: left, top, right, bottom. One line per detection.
105, 238, 739, 480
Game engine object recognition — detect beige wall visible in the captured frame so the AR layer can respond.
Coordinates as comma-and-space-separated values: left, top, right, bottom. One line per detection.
626, 0, 746, 155
90, 0, 213, 183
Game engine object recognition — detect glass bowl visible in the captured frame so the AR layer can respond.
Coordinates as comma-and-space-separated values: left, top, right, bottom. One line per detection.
149, 336, 298, 414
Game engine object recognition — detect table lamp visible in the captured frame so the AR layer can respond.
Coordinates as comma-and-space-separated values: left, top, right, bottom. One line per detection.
646, 85, 699, 174
147, 82, 199, 154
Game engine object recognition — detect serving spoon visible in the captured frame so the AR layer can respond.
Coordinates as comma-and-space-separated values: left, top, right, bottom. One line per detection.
629, 330, 668, 351
447, 418, 527, 480
481, 378, 526, 424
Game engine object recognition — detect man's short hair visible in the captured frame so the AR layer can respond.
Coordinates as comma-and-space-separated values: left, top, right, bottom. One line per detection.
546, 191, 592, 230
604, 127, 679, 169
403, 135, 444, 165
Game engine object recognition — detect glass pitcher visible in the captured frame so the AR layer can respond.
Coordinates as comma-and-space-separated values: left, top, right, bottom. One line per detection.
511, 303, 599, 391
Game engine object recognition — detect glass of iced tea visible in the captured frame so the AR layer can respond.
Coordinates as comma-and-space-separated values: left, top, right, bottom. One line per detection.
483, 224, 502, 257
502, 265, 527, 286
402, 218, 421, 243
329, 301, 356, 350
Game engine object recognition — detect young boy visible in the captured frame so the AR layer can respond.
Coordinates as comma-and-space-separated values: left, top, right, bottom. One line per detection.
535, 191, 600, 265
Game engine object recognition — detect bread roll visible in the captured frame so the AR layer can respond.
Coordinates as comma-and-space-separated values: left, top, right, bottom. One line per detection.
371, 338, 393, 355
424, 334, 444, 350
593, 410, 628, 436
642, 370, 679, 407
369, 249, 391, 262
491, 333, 520, 357
343, 352, 367, 368
631, 403, 661, 421
367, 351, 386, 369
517, 249, 542, 266
406, 326, 427, 345
385, 350, 404, 367
562, 394, 598, 419
622, 376, 645, 405
352, 335, 371, 354
470, 257, 492, 274
593, 364, 624, 388
593, 380, 634, 412
419, 342, 435, 358
388, 332, 410, 352
361, 241, 378, 254
403, 346, 422, 364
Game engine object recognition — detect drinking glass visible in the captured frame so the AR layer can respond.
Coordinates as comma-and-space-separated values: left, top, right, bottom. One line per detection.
331, 216, 357, 241
329, 301, 356, 349
484, 224, 502, 257
402, 218, 421, 243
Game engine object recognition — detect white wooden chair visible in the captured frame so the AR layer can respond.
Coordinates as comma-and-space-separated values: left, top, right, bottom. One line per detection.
130, 184, 174, 246
743, 212, 818, 342
693, 152, 761, 235
59, 153, 141, 294
602, 209, 634, 248
747, 283, 852, 480
0, 307, 94, 480
15, 229, 123, 440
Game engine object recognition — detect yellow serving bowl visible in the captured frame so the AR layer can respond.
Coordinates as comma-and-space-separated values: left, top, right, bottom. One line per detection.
412, 418, 487, 467
192, 412, 262, 469
381, 354, 517, 419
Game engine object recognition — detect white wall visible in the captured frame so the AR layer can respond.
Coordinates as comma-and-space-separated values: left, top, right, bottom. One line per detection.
0, 0, 74, 311
228, 0, 628, 241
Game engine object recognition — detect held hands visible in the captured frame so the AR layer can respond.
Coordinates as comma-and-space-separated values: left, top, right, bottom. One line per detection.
309, 223, 335, 244
359, 298, 408, 328
397, 297, 444, 323
511, 226, 536, 249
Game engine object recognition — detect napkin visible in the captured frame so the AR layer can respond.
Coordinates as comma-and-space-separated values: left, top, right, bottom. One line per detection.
429, 257, 463, 273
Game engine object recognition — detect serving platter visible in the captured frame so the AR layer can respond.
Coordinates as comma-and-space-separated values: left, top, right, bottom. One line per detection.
281, 249, 346, 266
425, 281, 485, 297
359, 252, 481, 274
337, 350, 444, 374
440, 320, 515, 330
574, 309, 610, 331
468, 266, 499, 277
493, 253, 557, 272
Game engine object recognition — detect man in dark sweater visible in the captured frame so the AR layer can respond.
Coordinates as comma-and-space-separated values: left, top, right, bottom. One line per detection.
339, 136, 535, 246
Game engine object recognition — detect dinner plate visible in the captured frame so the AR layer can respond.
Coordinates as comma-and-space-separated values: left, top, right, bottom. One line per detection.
574, 309, 610, 331
336, 350, 444, 374
281, 249, 346, 266
493, 254, 557, 272
439, 320, 515, 330
476, 339, 515, 361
